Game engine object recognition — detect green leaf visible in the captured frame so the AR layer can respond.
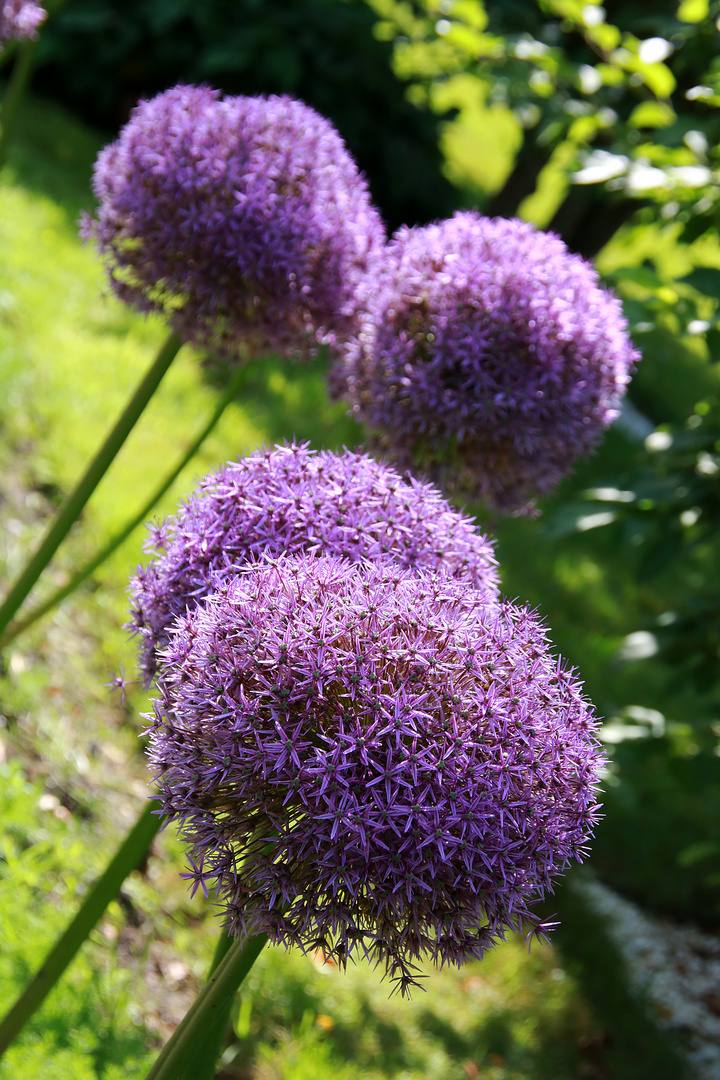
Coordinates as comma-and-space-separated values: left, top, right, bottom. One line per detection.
610, 265, 663, 289
705, 328, 720, 361
680, 267, 720, 298
638, 62, 676, 98
677, 840, 719, 867
586, 23, 621, 51
446, 23, 494, 56
452, 0, 488, 30
596, 61, 625, 86
680, 215, 715, 244
628, 101, 675, 129
677, 0, 709, 22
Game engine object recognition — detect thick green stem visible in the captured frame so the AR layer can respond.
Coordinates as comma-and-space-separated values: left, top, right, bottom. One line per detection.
177, 928, 236, 1080
0, 803, 161, 1058
0, 331, 182, 642
144, 933, 267, 1080
0, 38, 38, 165
0, 360, 247, 649
207, 926, 235, 977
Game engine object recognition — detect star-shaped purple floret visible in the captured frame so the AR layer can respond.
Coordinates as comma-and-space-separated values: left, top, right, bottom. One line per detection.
333, 211, 639, 512
146, 554, 604, 994
128, 442, 499, 684
82, 85, 385, 358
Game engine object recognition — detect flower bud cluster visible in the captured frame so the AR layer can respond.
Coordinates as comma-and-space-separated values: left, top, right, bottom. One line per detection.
146, 555, 604, 993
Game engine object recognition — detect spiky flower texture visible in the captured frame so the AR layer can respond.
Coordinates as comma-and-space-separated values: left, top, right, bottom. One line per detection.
129, 442, 499, 683
83, 86, 384, 357
147, 555, 604, 994
335, 212, 639, 511
0, 0, 45, 42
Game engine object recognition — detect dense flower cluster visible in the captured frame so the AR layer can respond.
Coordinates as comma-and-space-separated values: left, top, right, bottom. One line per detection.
333, 212, 639, 511
146, 555, 604, 993
129, 442, 499, 683
83, 85, 384, 357
0, 0, 45, 42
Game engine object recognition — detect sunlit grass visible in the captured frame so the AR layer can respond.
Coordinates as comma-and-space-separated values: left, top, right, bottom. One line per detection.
237, 938, 594, 1080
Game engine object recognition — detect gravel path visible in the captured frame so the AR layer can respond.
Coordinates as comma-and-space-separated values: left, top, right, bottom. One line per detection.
575, 876, 720, 1079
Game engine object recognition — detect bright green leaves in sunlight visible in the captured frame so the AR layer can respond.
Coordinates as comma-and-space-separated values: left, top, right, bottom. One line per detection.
677, 0, 710, 23
628, 102, 676, 130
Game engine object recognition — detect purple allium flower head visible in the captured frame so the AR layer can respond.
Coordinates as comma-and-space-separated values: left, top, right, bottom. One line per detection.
82, 86, 385, 358
0, 0, 45, 42
129, 441, 499, 684
146, 554, 604, 994
333, 212, 639, 512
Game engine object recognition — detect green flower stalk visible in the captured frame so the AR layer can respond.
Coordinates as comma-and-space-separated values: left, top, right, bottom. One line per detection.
0, 332, 182, 642
143, 933, 267, 1080
0, 359, 247, 649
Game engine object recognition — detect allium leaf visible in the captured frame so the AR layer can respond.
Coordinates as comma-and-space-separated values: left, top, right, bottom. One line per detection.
0, 803, 161, 1058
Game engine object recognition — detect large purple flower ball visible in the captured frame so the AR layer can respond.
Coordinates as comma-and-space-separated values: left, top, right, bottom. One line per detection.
129, 442, 499, 683
83, 86, 385, 358
146, 555, 604, 994
0, 0, 45, 42
333, 212, 639, 512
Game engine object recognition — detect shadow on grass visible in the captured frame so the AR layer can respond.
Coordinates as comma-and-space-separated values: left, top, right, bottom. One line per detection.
327, 995, 598, 1080
204, 351, 363, 453
226, 964, 605, 1080
2, 91, 106, 223
417, 1007, 471, 1060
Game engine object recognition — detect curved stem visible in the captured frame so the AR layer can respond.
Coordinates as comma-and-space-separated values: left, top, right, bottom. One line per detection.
144, 932, 267, 1080
0, 803, 161, 1058
0, 360, 247, 649
0, 38, 38, 165
0, 331, 182, 642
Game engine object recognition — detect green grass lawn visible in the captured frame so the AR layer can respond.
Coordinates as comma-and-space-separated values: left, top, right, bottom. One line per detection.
0, 89, 709, 1078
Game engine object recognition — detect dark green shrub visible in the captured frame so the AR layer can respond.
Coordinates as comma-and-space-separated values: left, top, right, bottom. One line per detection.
33, 0, 460, 230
